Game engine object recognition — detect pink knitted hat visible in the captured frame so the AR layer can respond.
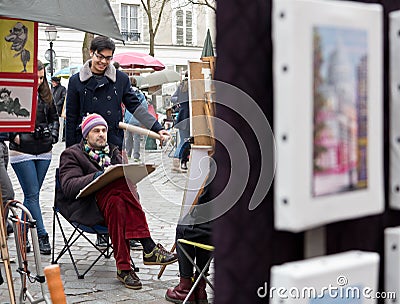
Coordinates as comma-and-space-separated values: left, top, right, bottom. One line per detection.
81, 113, 108, 138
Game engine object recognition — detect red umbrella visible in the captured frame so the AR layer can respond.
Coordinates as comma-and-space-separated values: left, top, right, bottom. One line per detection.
113, 52, 165, 71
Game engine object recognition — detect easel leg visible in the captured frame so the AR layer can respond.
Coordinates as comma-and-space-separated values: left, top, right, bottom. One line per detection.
158, 243, 176, 279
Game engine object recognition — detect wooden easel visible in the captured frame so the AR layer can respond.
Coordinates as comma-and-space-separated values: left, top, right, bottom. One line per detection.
158, 58, 215, 279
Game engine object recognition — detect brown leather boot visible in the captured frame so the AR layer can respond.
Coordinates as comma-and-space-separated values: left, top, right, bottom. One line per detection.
194, 276, 208, 304
165, 277, 195, 304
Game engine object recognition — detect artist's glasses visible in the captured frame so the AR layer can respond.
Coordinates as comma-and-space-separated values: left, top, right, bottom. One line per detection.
94, 52, 113, 61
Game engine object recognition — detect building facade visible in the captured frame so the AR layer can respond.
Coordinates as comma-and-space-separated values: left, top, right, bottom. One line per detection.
38, 0, 216, 75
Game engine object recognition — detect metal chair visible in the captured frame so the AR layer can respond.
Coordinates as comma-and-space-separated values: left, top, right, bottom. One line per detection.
177, 238, 214, 304
51, 169, 137, 279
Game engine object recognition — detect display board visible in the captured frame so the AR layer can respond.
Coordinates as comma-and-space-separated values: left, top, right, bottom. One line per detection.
273, 0, 384, 232
0, 17, 38, 132
384, 226, 400, 304
77, 163, 156, 198
389, 11, 400, 210
270, 251, 379, 303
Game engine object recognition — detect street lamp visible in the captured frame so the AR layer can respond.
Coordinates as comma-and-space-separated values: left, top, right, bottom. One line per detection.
45, 25, 57, 76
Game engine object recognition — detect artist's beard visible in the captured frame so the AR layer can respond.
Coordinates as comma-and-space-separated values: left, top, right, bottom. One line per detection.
88, 137, 107, 150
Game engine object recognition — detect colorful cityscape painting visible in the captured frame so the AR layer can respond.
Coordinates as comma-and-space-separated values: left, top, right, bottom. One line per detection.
312, 26, 368, 197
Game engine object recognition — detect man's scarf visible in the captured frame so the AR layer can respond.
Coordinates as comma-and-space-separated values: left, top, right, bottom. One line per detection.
84, 141, 111, 169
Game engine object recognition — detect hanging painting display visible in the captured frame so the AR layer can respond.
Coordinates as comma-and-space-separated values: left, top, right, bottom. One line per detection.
273, 0, 384, 232
0, 17, 38, 131
389, 11, 400, 210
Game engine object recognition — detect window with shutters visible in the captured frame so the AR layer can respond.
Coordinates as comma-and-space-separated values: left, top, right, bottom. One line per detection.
121, 4, 140, 42
176, 10, 184, 45
60, 58, 70, 69
175, 9, 193, 46
186, 11, 192, 45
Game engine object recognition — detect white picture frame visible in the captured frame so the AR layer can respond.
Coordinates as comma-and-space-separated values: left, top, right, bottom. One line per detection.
270, 251, 380, 304
273, 0, 384, 232
389, 11, 400, 209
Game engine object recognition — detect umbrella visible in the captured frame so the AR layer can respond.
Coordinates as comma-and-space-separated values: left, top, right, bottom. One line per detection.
133, 75, 145, 88
53, 65, 82, 79
113, 52, 165, 71
201, 29, 215, 57
0, 0, 123, 41
140, 70, 180, 88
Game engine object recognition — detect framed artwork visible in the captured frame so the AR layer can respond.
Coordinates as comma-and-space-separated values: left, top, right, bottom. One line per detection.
389, 11, 400, 209
273, 0, 384, 232
384, 226, 400, 300
270, 251, 379, 304
0, 17, 38, 131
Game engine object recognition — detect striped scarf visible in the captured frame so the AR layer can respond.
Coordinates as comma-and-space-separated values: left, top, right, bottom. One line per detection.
84, 141, 111, 169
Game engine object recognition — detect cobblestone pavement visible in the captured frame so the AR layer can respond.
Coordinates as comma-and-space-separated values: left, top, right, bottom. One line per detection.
0, 141, 214, 303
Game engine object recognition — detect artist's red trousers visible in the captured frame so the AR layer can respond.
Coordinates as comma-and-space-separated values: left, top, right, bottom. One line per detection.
96, 177, 150, 270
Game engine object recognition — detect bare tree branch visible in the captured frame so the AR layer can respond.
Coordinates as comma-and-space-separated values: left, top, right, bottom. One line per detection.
154, 0, 168, 36
141, 0, 170, 56
187, 0, 216, 12
140, 0, 148, 11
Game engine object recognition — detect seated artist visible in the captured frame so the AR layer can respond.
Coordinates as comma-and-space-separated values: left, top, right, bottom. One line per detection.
56, 113, 177, 289
165, 171, 213, 304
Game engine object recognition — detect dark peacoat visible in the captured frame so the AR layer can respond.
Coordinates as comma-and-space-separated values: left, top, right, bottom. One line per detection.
56, 141, 121, 226
65, 61, 163, 149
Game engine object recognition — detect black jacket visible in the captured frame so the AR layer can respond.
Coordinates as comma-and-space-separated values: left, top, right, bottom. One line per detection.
9, 96, 59, 154
66, 61, 163, 149
51, 84, 66, 116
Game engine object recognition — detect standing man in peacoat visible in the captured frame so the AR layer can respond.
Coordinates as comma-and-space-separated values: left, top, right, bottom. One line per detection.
65, 36, 169, 150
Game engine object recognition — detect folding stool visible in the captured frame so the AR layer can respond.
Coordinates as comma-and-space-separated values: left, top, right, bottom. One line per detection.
51, 169, 138, 279
177, 238, 214, 304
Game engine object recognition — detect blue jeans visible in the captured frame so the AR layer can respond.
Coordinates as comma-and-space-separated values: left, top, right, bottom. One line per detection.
11, 159, 51, 237
174, 128, 190, 159
125, 129, 142, 159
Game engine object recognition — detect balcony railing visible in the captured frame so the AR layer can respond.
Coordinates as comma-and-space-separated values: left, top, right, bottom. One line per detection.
121, 31, 140, 42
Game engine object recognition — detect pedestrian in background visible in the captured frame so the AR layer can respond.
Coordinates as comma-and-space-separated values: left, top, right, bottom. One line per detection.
51, 76, 66, 141
124, 77, 148, 162
171, 72, 190, 172
9, 60, 60, 255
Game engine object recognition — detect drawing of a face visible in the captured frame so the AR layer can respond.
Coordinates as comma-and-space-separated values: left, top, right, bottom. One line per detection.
4, 22, 28, 52
0, 89, 11, 102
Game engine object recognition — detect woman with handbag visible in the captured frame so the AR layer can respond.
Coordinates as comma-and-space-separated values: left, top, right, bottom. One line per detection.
9, 60, 60, 255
